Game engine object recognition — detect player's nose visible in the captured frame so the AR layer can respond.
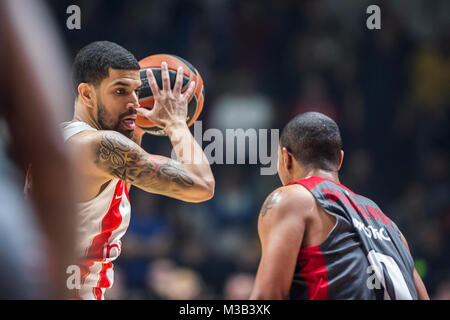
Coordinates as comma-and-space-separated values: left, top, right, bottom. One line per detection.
127, 91, 140, 109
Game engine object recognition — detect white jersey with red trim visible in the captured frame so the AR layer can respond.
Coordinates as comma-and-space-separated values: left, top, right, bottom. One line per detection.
62, 121, 131, 300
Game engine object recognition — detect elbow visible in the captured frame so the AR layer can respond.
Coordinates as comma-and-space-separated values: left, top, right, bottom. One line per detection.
204, 177, 215, 200
190, 177, 215, 203
199, 177, 216, 202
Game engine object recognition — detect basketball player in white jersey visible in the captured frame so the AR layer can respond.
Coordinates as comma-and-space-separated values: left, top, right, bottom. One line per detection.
62, 41, 214, 300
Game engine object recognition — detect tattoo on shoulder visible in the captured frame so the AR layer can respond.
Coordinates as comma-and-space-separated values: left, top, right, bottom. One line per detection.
95, 132, 194, 192
97, 133, 130, 178
260, 190, 282, 217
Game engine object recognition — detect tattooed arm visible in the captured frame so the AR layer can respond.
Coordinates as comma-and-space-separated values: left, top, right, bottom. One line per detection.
108, 60, 215, 200
93, 130, 213, 202
250, 186, 312, 300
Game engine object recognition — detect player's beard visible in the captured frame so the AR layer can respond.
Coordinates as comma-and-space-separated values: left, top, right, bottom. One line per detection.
97, 100, 136, 139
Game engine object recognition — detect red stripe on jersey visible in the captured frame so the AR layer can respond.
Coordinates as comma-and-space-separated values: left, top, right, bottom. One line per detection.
298, 245, 329, 300
93, 287, 103, 300
288, 176, 361, 197
287, 176, 324, 191
78, 180, 125, 288
85, 180, 124, 260
97, 262, 113, 288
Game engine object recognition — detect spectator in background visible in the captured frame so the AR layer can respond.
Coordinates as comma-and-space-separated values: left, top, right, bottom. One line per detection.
164, 268, 205, 300
223, 273, 254, 300
288, 73, 339, 122
120, 190, 174, 290
434, 280, 450, 300
410, 31, 450, 111
210, 69, 274, 133
145, 259, 176, 299
145, 260, 205, 300
211, 166, 256, 227
340, 148, 375, 197
340, 93, 366, 149
358, 3, 414, 201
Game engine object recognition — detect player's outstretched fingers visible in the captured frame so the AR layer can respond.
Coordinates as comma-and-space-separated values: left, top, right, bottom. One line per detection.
161, 61, 171, 92
146, 68, 160, 98
173, 66, 184, 95
182, 81, 196, 102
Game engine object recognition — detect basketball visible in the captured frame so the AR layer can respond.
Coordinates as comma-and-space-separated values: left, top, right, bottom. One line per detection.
136, 54, 205, 136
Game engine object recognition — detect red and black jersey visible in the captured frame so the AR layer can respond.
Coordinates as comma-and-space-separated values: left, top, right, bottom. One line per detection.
287, 176, 417, 300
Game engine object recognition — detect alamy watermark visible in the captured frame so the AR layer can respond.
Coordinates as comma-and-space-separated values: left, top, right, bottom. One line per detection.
66, 5, 81, 30
366, 5, 381, 30
367, 265, 382, 290
66, 265, 81, 290
169, 121, 279, 176
365, 250, 413, 299
66, 5, 380, 31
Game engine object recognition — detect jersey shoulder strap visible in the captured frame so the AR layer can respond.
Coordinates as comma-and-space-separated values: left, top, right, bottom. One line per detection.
61, 121, 97, 143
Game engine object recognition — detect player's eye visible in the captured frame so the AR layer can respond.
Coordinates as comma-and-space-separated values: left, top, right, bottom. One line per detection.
115, 88, 125, 95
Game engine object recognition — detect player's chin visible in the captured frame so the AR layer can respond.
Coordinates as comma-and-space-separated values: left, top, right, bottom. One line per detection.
115, 127, 134, 139
116, 121, 136, 139
122, 129, 134, 139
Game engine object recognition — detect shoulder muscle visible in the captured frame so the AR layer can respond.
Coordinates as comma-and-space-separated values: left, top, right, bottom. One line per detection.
259, 185, 315, 221
258, 185, 315, 241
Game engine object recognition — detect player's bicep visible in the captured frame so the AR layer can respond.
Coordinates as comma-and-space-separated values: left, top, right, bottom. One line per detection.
257, 218, 304, 298
251, 190, 305, 299
93, 131, 194, 198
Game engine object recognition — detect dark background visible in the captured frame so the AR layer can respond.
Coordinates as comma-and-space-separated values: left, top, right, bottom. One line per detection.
46, 0, 449, 299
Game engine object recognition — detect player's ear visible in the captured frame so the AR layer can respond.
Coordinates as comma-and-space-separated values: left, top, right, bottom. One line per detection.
337, 150, 344, 171
282, 147, 293, 170
78, 83, 96, 109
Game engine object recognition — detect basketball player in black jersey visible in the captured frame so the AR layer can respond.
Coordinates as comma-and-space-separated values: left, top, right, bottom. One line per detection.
250, 112, 429, 300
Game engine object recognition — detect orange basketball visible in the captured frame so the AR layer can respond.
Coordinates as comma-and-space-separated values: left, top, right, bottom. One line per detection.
136, 54, 205, 135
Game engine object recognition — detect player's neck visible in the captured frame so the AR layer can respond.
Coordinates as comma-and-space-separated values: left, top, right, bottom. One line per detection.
302, 169, 340, 184
73, 101, 102, 130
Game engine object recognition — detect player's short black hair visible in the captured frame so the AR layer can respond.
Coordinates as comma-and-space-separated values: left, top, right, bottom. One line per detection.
72, 41, 140, 95
280, 112, 342, 171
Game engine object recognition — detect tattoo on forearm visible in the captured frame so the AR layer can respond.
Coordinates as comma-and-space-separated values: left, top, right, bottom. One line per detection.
95, 132, 194, 193
260, 190, 282, 217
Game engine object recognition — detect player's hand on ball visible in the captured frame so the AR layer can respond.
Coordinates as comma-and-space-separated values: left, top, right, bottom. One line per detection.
138, 61, 195, 130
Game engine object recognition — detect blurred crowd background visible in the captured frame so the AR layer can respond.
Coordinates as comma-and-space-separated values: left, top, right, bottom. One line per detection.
47, 0, 449, 299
